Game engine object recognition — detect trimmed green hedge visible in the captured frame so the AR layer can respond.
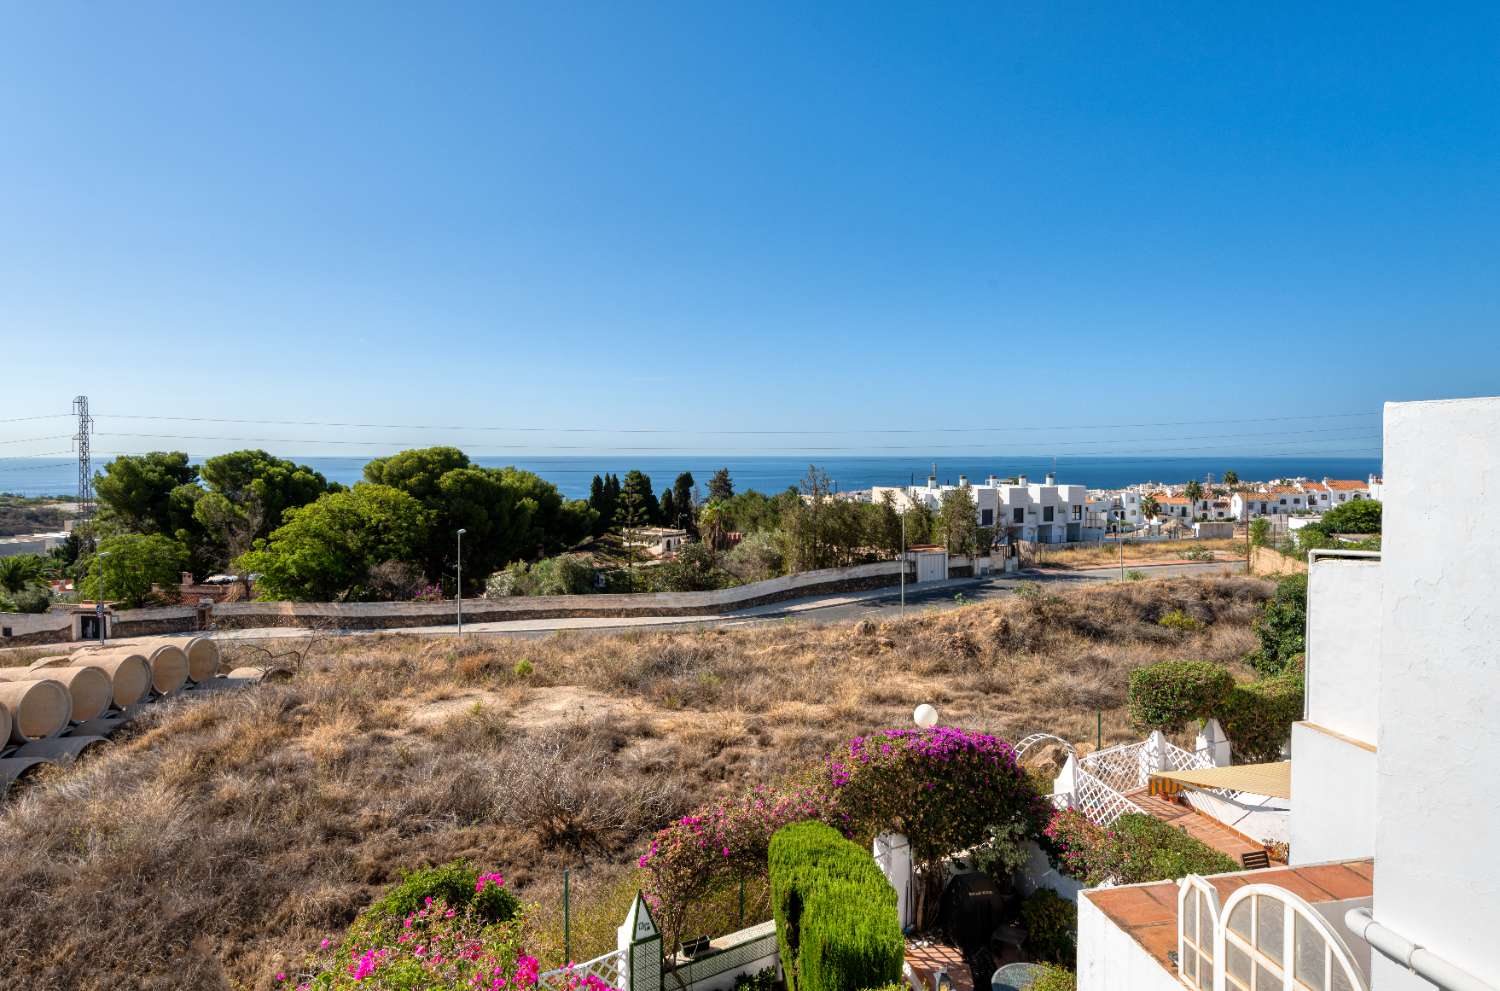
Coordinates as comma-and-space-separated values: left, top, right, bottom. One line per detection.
1218, 672, 1304, 763
769, 822, 903, 991
1020, 888, 1077, 966
1127, 661, 1234, 730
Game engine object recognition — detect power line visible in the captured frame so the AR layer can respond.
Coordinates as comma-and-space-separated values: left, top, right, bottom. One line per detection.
88, 409, 1380, 435
0, 434, 72, 445
0, 413, 72, 424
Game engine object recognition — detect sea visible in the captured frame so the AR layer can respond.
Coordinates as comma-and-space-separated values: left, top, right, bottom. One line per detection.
0, 455, 1383, 501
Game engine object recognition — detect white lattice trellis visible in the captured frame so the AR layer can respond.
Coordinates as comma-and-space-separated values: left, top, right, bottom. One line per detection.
539, 948, 627, 991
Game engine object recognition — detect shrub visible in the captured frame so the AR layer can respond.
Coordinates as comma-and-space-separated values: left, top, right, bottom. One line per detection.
1218, 672, 1303, 762
1250, 574, 1306, 676
733, 967, 778, 991
1127, 661, 1233, 731
356, 860, 520, 943
1029, 965, 1078, 991
1157, 609, 1202, 632
1043, 811, 1238, 886
1248, 518, 1270, 547
4, 585, 51, 613
1020, 888, 1077, 966
1124, 570, 1145, 582
650, 542, 730, 592
1320, 499, 1381, 534
513, 659, 535, 678
769, 822, 902, 991
722, 531, 783, 583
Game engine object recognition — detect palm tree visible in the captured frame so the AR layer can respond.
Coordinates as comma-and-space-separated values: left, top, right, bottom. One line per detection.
698, 501, 728, 552
0, 555, 44, 594
1140, 495, 1160, 521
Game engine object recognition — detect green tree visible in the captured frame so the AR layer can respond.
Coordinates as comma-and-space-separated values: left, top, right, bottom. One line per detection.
867, 493, 904, 558
698, 501, 729, 551
659, 488, 677, 531
781, 466, 835, 571
587, 474, 617, 535
94, 451, 200, 535
238, 484, 431, 602
707, 467, 734, 503
1223, 469, 1239, 486
937, 484, 980, 555
617, 470, 659, 528
200, 449, 330, 537
0, 554, 45, 594
1140, 494, 1160, 520
671, 472, 696, 533
1249, 517, 1271, 546
902, 499, 936, 546
1251, 573, 1308, 675
1320, 498, 1381, 534
83, 533, 190, 607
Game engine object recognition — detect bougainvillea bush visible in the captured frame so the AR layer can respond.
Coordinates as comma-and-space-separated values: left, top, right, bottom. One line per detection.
277, 870, 615, 991
639, 727, 1046, 950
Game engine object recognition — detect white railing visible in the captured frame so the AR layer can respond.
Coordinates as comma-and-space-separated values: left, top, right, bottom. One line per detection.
1069, 734, 1218, 827
539, 948, 628, 991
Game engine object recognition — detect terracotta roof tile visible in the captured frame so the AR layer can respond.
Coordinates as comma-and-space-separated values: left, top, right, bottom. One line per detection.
1322, 479, 1369, 490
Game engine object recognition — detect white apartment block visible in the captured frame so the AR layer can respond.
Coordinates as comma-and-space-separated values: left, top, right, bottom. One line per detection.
871, 471, 1095, 544
1076, 396, 1500, 991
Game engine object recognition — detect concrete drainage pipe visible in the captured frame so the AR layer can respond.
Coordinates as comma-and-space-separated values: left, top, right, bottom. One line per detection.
74, 643, 188, 697
0, 679, 73, 744
0, 666, 111, 722
46, 650, 152, 709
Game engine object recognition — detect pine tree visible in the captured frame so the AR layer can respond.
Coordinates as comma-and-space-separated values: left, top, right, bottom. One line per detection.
618, 470, 659, 528
671, 471, 696, 534
660, 489, 676, 530
708, 467, 734, 502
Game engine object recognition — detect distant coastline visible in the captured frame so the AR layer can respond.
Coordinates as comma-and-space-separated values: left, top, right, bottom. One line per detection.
0, 454, 1382, 501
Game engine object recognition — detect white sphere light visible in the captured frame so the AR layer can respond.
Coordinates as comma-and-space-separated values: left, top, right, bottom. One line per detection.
913, 703, 939, 728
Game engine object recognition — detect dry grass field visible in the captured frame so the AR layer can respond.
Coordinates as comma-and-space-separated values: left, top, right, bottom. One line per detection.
1029, 536, 1245, 569
0, 574, 1270, 990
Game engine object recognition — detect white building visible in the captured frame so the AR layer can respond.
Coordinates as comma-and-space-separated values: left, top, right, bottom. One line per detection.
1077, 396, 1500, 991
871, 471, 1095, 544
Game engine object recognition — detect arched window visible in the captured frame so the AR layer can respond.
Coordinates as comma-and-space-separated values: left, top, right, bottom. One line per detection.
1214, 884, 1368, 991
1178, 875, 1220, 990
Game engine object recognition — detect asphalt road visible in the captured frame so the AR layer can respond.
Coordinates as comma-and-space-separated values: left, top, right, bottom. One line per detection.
214, 560, 1246, 643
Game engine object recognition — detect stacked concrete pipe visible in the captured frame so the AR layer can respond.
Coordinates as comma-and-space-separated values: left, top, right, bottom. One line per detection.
73, 641, 188, 696
0, 666, 111, 723
35, 649, 152, 709
158, 636, 220, 683
0, 679, 72, 744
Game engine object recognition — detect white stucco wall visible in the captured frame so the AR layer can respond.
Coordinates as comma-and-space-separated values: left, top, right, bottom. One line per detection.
1372, 397, 1500, 987
1076, 892, 1181, 991
1289, 721, 1377, 865
1306, 557, 1382, 744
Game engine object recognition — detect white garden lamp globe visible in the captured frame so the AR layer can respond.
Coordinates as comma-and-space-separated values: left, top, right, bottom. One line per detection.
913, 704, 938, 728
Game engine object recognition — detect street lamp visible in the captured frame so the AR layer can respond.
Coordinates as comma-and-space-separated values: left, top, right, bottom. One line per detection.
913, 703, 938, 728
456, 528, 467, 635
96, 550, 111, 644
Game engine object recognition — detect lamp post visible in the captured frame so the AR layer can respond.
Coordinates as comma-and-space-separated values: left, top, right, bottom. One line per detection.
96, 550, 111, 644
456, 528, 466, 635
900, 510, 906, 617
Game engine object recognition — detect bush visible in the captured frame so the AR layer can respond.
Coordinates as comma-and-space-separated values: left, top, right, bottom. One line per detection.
1250, 574, 1306, 676
722, 531, 784, 583
489, 554, 597, 597
1218, 672, 1303, 763
1029, 965, 1077, 991
1124, 570, 1145, 582
1020, 888, 1077, 966
769, 822, 903, 991
1043, 811, 1238, 886
1127, 661, 1234, 730
1320, 499, 1381, 534
356, 860, 520, 941
650, 542, 731, 592
4, 585, 51, 613
514, 659, 535, 677
1157, 609, 1202, 632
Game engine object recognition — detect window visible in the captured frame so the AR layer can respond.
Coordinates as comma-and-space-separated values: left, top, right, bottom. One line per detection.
1043, 506, 1054, 522
1072, 505, 1083, 520
1215, 884, 1369, 991
980, 508, 993, 526
1178, 877, 1219, 990
1280, 498, 1287, 505
1013, 507, 1024, 524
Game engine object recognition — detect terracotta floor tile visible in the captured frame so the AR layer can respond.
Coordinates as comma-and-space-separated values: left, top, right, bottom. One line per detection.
1294, 864, 1374, 901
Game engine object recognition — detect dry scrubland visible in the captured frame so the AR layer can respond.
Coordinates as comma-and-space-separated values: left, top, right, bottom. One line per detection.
1029, 536, 1244, 568
0, 574, 1269, 990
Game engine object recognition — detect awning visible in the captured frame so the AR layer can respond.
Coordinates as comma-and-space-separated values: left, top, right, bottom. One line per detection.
1148, 761, 1291, 800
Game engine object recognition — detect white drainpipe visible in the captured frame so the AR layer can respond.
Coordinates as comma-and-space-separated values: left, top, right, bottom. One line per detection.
1345, 908, 1496, 991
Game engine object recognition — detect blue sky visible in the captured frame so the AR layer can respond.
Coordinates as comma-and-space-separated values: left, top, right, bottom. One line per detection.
1, 2, 1496, 459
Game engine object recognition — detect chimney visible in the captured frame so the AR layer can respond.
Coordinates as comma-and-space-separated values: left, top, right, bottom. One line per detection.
958, 474, 968, 486
1045, 472, 1056, 485
180, 572, 194, 587
1018, 474, 1029, 485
